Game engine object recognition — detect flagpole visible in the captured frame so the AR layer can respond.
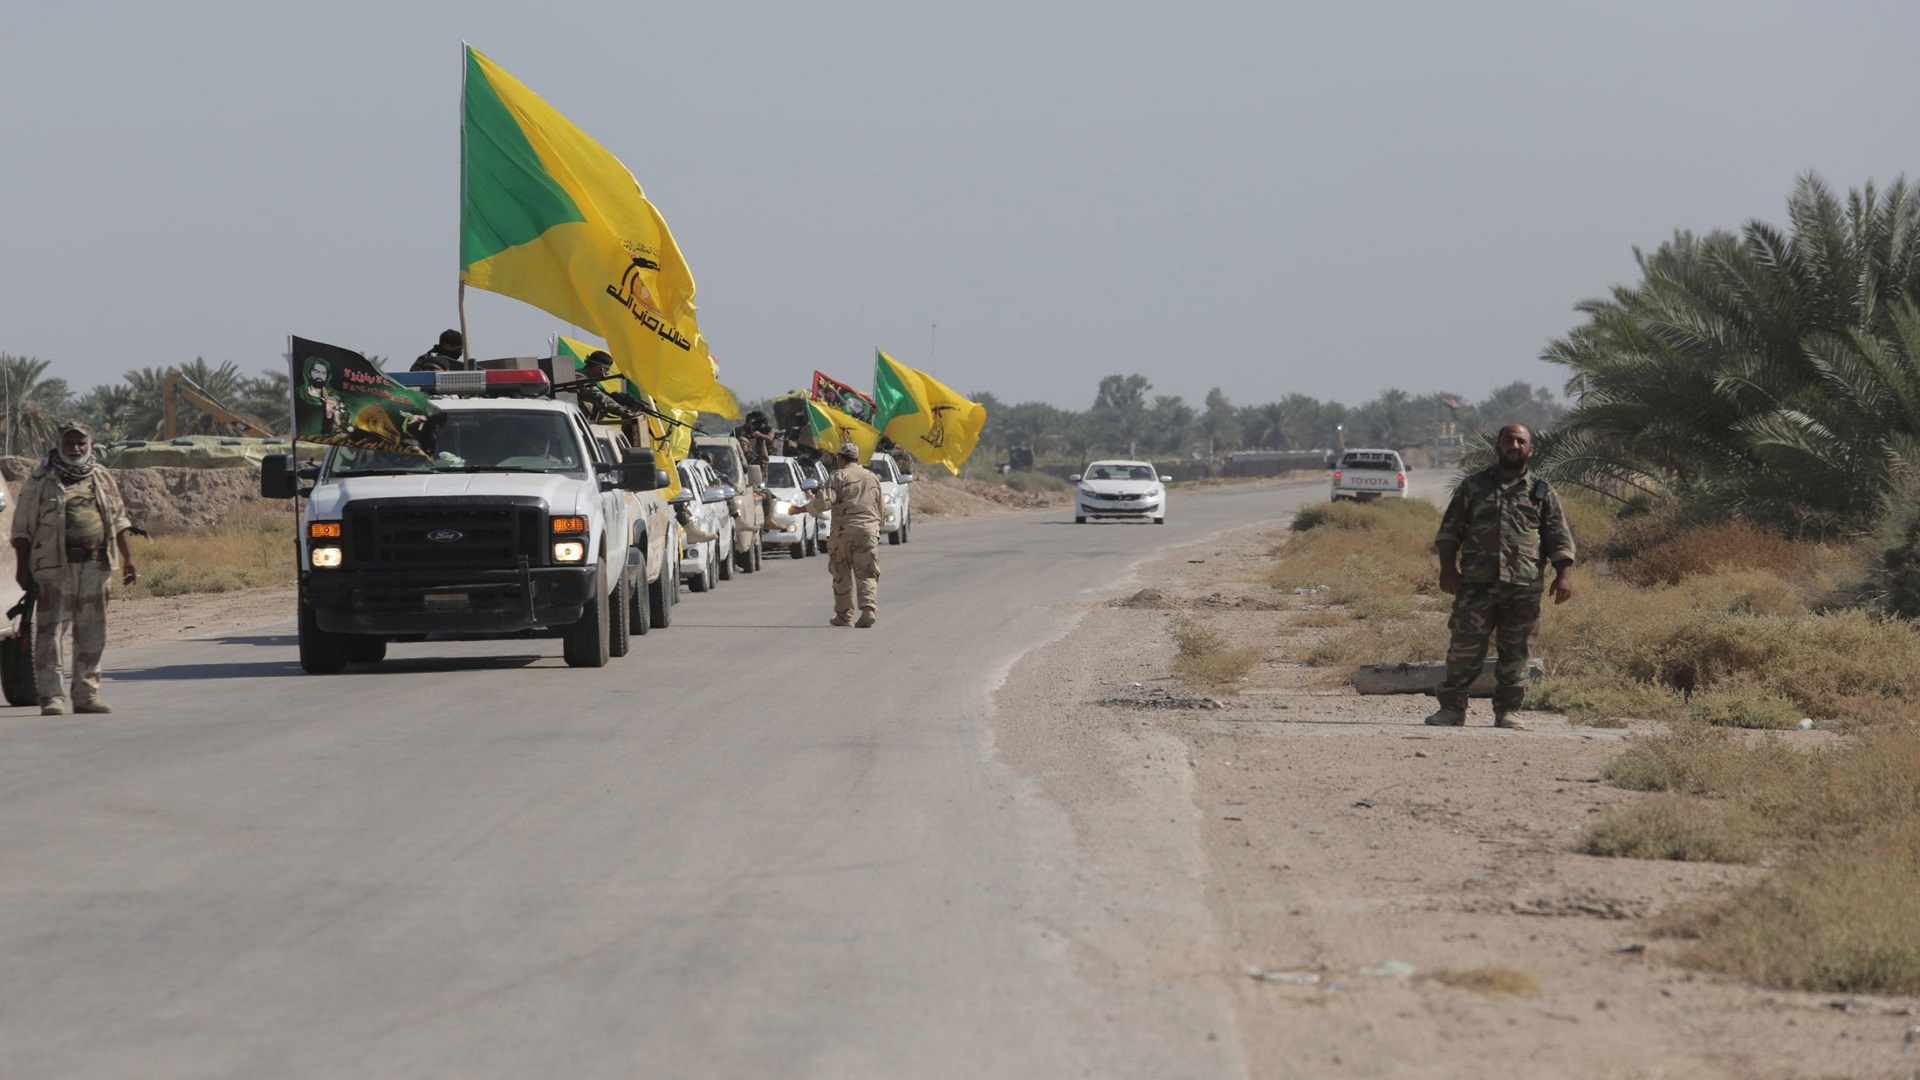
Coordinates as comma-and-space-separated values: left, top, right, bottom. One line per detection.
457, 42, 473, 370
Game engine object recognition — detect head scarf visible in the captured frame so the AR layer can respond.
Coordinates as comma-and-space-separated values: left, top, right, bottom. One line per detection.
46, 444, 98, 483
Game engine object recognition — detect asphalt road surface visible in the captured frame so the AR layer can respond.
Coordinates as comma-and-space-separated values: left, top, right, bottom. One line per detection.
0, 478, 1333, 1079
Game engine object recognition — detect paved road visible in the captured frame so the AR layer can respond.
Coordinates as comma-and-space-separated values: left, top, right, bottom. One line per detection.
0, 478, 1329, 1079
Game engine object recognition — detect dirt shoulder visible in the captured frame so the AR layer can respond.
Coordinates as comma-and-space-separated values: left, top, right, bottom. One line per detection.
106, 584, 294, 649
989, 519, 1917, 1079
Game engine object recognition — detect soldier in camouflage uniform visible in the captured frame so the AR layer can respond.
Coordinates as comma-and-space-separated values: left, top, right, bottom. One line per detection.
801, 442, 884, 627
1427, 424, 1575, 730
11, 422, 140, 715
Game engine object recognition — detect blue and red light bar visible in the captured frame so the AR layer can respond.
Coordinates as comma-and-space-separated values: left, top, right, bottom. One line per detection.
389, 369, 550, 396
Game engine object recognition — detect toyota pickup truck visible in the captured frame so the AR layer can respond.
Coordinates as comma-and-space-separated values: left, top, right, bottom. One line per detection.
692, 434, 766, 573
1329, 448, 1409, 502
261, 367, 664, 672
592, 424, 681, 630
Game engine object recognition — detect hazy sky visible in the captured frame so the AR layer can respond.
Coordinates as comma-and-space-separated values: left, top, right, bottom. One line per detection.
3, 1, 1914, 411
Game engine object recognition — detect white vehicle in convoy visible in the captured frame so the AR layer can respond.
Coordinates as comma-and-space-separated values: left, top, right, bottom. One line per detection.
864, 453, 914, 544
673, 459, 735, 593
761, 455, 821, 559
1329, 449, 1409, 501
591, 426, 681, 629
1072, 459, 1171, 524
261, 367, 665, 672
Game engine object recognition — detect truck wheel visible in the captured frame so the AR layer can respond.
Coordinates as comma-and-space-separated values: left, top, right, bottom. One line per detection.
792, 532, 807, 559
901, 513, 911, 543
750, 534, 763, 572
630, 551, 651, 636
347, 636, 386, 664
804, 525, 818, 557
718, 534, 735, 580
298, 597, 348, 675
650, 555, 675, 626
608, 571, 631, 658
1075, 515, 1087, 524
563, 569, 610, 668
888, 527, 901, 545
0, 622, 38, 707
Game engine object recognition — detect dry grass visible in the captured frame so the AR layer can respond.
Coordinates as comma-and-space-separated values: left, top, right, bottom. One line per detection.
1618, 521, 1816, 587
123, 509, 297, 598
1169, 617, 1262, 692
1586, 723, 1920, 990
1303, 615, 1447, 667
1579, 793, 1765, 863
1426, 968, 1542, 997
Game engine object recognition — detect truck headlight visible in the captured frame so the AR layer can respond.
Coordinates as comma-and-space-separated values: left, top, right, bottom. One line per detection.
310, 546, 343, 569
553, 541, 587, 563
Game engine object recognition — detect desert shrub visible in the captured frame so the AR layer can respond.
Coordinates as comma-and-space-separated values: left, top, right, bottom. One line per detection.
1683, 675, 1803, 730
1873, 476, 1920, 618
1687, 822, 1920, 993
1580, 793, 1764, 863
1618, 521, 1814, 587
1290, 496, 1438, 535
1169, 617, 1262, 691
1527, 674, 1685, 723
1304, 614, 1447, 667
1556, 489, 1620, 562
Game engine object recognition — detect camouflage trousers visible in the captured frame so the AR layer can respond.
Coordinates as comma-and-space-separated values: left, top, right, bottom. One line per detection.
827, 531, 880, 617
1436, 583, 1542, 711
33, 559, 112, 709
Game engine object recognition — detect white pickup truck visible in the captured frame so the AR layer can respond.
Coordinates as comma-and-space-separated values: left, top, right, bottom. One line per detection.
1329, 448, 1409, 502
261, 368, 664, 672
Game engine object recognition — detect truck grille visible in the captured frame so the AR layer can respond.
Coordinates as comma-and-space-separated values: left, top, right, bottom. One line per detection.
345, 498, 545, 571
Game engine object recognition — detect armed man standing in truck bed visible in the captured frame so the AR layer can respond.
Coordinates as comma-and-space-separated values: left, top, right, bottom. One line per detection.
800, 441, 885, 628
1426, 423, 1575, 730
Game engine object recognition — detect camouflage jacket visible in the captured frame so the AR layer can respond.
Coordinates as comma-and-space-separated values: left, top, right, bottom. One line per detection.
13, 465, 133, 575
805, 463, 883, 539
1435, 466, 1575, 587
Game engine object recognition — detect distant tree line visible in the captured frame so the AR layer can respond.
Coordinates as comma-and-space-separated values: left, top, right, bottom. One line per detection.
967, 376, 1562, 467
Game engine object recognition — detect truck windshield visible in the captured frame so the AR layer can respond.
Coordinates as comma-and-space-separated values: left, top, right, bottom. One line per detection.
766, 461, 798, 488
328, 410, 585, 477
866, 459, 896, 481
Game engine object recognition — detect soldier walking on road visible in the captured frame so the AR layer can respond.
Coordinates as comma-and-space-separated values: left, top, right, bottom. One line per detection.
1426, 423, 1575, 731
11, 422, 139, 715
801, 441, 884, 627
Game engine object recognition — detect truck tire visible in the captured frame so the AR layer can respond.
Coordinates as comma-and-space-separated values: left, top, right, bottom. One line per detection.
0, 623, 37, 707
347, 636, 387, 664
718, 534, 735, 581
650, 555, 675, 626
804, 525, 818, 557
298, 596, 348, 675
749, 534, 763, 572
888, 527, 901, 545
1075, 515, 1087, 524
901, 513, 911, 543
563, 568, 610, 668
630, 551, 651, 636
792, 533, 807, 560
608, 570, 631, 658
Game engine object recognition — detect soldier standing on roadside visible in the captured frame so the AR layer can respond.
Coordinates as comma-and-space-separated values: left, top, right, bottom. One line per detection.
11, 422, 139, 715
801, 441, 884, 627
1426, 423, 1575, 731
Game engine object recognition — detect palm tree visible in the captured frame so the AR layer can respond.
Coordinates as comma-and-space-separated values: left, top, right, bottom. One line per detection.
1544, 173, 1920, 526
71, 383, 139, 442
0, 354, 72, 456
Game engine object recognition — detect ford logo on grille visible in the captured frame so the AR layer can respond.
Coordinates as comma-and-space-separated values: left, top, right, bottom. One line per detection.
426, 529, 465, 543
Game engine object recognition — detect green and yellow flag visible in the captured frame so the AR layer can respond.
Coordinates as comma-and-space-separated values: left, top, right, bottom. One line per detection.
806, 399, 880, 464
460, 45, 718, 408
557, 333, 692, 499
873, 349, 987, 474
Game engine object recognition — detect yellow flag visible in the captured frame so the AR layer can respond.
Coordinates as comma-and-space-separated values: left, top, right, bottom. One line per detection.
872, 350, 987, 474
806, 399, 880, 464
694, 348, 741, 419
460, 46, 719, 408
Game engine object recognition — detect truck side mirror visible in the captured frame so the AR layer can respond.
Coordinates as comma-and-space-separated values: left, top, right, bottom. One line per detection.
746, 464, 765, 487
260, 454, 298, 500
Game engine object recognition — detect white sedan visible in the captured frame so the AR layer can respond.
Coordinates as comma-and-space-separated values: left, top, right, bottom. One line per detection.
1072, 460, 1170, 524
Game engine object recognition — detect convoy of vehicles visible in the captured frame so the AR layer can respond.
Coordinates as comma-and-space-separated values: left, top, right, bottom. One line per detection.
1071, 459, 1171, 524
1329, 449, 1409, 501
863, 453, 914, 544
591, 425, 681, 629
760, 454, 821, 559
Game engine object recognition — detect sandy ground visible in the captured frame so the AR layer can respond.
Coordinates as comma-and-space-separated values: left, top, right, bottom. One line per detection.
988, 518, 1920, 1080
92, 500, 1920, 1077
